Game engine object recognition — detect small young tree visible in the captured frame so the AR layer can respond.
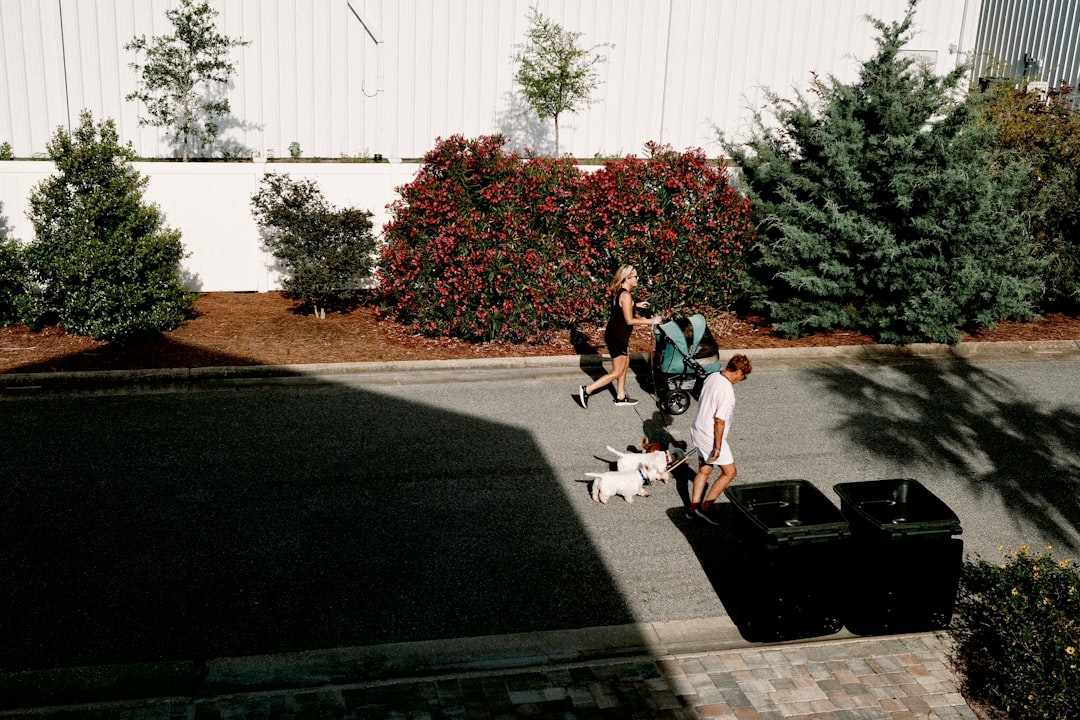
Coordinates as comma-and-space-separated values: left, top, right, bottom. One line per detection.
125, 0, 248, 160
724, 0, 1044, 344
511, 6, 611, 156
24, 110, 193, 342
251, 173, 377, 318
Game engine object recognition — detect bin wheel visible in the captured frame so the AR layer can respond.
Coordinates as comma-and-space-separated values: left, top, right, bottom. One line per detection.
661, 390, 691, 415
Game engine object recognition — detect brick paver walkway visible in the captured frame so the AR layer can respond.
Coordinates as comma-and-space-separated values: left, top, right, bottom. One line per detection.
31, 633, 977, 719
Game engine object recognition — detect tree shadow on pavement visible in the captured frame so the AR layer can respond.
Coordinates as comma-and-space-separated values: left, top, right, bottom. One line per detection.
0, 344, 637, 690
807, 359, 1080, 549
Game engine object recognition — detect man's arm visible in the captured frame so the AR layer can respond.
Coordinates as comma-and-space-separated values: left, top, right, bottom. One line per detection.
709, 417, 726, 462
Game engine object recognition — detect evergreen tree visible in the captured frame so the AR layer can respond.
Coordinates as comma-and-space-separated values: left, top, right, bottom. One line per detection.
724, 0, 1044, 344
24, 110, 193, 342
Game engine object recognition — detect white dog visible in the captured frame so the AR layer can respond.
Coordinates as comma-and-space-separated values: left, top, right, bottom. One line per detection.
584, 465, 660, 503
607, 445, 686, 484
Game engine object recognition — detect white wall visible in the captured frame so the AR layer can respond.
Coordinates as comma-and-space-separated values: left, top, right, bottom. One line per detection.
0, 160, 421, 292
0, 0, 976, 161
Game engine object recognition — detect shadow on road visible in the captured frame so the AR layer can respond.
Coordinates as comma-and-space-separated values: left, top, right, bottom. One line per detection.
0, 344, 639, 695
806, 359, 1080, 549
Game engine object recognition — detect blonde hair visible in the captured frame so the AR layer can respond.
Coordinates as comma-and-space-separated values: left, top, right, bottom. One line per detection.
608, 264, 636, 294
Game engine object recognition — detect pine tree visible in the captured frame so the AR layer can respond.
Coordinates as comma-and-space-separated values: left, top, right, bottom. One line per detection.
724, 0, 1044, 344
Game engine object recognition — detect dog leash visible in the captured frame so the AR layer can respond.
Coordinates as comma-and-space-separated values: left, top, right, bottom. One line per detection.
665, 446, 698, 473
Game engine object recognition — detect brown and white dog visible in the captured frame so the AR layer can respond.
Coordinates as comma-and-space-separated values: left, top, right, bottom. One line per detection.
640, 436, 688, 454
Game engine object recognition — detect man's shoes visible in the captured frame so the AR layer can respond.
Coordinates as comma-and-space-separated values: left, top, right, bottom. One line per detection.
577, 385, 589, 409
613, 395, 639, 406
694, 507, 720, 525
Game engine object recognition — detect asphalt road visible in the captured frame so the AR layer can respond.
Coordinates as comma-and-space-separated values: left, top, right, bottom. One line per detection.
2, 355, 1078, 673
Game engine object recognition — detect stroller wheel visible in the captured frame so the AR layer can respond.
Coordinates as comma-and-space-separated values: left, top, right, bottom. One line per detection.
661, 390, 691, 415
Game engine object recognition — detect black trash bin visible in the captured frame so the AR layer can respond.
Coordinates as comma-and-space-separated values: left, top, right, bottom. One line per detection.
725, 480, 850, 642
833, 478, 963, 635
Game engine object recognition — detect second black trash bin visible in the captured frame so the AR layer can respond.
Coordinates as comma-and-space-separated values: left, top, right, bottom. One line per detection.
725, 480, 850, 642
833, 478, 963, 635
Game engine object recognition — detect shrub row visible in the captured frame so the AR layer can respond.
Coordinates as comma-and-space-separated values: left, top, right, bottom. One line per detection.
378, 135, 753, 343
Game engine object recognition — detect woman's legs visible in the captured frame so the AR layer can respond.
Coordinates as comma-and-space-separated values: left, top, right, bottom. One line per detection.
584, 353, 629, 397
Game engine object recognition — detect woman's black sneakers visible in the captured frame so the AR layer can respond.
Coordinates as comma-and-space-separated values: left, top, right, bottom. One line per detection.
577, 385, 589, 408
613, 395, 639, 406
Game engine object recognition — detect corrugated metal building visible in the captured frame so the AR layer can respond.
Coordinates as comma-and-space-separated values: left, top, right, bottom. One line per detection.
1, 0, 984, 160
969, 0, 1080, 101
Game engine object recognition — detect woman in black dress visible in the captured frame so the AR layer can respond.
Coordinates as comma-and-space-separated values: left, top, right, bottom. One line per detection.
577, 264, 661, 407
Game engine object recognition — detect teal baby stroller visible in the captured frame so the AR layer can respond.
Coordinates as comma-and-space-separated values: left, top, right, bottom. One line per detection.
652, 314, 722, 415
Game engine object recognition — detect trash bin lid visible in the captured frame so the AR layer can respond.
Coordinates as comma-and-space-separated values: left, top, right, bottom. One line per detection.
833, 479, 962, 538
727, 480, 850, 543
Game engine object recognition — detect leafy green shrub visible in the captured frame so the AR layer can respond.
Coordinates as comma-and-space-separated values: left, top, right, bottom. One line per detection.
0, 235, 28, 326
24, 110, 193, 342
379, 135, 585, 343
971, 81, 1080, 310
950, 545, 1080, 719
251, 172, 377, 316
0, 141, 13, 160
725, 0, 1044, 344
570, 142, 753, 322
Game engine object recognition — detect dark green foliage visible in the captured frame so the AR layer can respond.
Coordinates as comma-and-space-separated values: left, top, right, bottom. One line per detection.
971, 81, 1080, 310
250, 172, 377, 315
0, 235, 28, 326
725, 0, 1044, 344
950, 546, 1080, 719
24, 110, 193, 342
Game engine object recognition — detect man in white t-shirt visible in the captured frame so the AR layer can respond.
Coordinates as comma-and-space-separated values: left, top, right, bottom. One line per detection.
687, 353, 752, 524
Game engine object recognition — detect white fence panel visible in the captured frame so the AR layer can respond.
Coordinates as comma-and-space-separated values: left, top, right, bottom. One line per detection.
0, 161, 422, 293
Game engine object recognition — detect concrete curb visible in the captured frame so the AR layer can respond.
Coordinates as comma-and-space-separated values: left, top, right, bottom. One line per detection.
2, 340, 1078, 393
0, 615, 879, 711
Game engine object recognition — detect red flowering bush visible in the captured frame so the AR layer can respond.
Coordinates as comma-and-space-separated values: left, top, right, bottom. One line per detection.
379, 135, 753, 343
570, 142, 754, 322
379, 135, 585, 343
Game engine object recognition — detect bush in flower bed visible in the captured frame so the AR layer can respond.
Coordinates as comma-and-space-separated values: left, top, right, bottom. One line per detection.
378, 135, 753, 343
0, 235, 29, 326
949, 545, 1080, 719
251, 172, 377, 317
379, 135, 585, 343
570, 142, 753, 321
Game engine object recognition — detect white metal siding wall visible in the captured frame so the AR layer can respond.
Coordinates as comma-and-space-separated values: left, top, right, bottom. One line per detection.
970, 0, 1080, 89
2, 0, 971, 160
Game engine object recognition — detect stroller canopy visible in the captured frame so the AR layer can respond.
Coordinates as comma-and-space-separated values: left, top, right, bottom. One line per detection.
655, 314, 722, 376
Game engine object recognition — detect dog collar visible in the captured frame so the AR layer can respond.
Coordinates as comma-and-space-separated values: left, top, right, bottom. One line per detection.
638, 468, 647, 483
